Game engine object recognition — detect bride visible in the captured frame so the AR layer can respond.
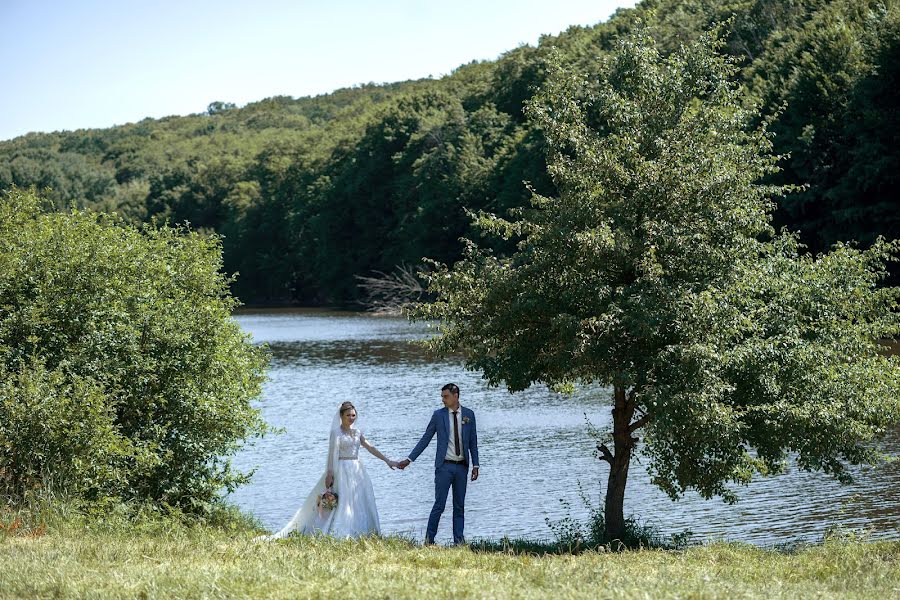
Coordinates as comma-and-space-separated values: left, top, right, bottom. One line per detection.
258, 401, 397, 540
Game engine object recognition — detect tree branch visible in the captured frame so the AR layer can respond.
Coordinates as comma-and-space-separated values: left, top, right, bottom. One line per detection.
596, 443, 614, 464
627, 414, 651, 434
355, 264, 429, 313
627, 388, 637, 405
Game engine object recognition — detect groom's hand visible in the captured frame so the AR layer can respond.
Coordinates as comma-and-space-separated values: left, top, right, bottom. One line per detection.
397, 459, 411, 470
471, 467, 479, 481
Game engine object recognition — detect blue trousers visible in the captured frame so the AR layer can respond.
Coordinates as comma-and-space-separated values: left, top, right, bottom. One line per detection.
426, 462, 468, 544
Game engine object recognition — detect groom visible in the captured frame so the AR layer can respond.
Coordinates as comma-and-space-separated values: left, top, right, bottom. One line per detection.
398, 383, 479, 545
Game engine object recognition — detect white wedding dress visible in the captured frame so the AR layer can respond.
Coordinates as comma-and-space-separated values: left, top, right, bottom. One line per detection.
262, 425, 381, 540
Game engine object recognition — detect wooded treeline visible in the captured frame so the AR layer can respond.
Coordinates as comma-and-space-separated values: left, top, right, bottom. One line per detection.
2, 0, 897, 306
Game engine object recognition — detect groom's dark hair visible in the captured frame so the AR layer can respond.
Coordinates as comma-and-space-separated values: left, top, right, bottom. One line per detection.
441, 383, 460, 396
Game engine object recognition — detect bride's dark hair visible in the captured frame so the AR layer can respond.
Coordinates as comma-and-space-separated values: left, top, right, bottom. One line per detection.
339, 401, 356, 415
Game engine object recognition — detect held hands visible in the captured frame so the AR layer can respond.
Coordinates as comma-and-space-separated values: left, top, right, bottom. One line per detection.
397, 459, 411, 470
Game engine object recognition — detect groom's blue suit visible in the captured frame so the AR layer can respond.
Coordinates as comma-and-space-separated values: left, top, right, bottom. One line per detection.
408, 406, 479, 544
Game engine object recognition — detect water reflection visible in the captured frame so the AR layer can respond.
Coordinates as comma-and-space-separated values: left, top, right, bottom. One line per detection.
229, 309, 899, 545
266, 340, 441, 368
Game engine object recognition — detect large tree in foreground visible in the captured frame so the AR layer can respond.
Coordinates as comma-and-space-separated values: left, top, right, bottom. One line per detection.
410, 27, 900, 541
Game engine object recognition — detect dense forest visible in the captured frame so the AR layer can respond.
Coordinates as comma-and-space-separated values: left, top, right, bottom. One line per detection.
2, 0, 898, 306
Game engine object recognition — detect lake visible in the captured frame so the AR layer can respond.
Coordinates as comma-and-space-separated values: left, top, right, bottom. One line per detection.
227, 309, 899, 546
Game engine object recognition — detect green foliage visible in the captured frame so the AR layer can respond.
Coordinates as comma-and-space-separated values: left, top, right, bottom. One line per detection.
646, 235, 900, 500
0, 0, 897, 305
409, 25, 900, 531
542, 483, 681, 552
0, 359, 134, 500
754, 0, 900, 253
0, 188, 268, 509
0, 147, 117, 209
414, 24, 785, 390
306, 90, 530, 303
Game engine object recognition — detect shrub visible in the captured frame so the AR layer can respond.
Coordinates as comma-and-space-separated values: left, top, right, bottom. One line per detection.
0, 187, 268, 510
0, 358, 139, 500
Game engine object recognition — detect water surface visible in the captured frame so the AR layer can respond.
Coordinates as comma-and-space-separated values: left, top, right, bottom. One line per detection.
228, 309, 899, 545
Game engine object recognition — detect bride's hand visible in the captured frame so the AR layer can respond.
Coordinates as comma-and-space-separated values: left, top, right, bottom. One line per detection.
325, 472, 334, 488
387, 460, 398, 470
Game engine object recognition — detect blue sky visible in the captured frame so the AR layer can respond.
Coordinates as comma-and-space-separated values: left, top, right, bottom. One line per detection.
0, 0, 637, 141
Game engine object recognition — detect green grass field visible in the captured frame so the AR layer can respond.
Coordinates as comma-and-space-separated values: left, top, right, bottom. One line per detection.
1, 505, 898, 599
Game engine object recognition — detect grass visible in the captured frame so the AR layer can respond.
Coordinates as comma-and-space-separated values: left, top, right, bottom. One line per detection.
1, 502, 898, 599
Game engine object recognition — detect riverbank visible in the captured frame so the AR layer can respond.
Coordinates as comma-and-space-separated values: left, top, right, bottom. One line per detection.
2, 511, 897, 599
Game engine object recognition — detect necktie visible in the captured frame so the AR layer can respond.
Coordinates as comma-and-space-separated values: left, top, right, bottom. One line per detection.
452, 410, 461, 458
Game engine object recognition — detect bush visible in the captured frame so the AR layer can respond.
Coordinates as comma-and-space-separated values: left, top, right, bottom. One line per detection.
0, 358, 138, 500
0, 187, 268, 510
543, 482, 687, 552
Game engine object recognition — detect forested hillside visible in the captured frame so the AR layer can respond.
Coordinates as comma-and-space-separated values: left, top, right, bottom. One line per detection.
2, 0, 897, 305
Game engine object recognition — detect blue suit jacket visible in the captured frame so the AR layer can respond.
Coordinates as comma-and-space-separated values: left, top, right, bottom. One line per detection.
409, 406, 479, 470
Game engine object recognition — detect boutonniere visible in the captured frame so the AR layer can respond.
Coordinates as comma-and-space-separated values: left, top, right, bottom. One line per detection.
462, 416, 471, 425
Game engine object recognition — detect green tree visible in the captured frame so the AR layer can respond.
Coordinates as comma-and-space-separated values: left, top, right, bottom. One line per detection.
411, 28, 900, 541
0, 187, 268, 509
2, 0, 898, 308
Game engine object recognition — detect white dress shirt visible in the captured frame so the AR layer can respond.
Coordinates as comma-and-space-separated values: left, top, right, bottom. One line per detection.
444, 407, 465, 462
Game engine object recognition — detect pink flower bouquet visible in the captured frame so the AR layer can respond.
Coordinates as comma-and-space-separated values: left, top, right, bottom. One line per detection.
317, 489, 338, 515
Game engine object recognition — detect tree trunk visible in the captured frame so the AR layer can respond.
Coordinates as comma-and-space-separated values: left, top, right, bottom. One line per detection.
604, 384, 635, 542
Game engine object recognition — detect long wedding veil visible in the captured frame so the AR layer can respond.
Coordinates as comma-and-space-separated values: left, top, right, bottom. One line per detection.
258, 402, 360, 540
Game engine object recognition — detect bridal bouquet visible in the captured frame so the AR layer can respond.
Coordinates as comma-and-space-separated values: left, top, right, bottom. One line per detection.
317, 489, 338, 513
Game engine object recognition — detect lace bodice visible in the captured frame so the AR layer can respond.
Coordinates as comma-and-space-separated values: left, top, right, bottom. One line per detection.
335, 428, 361, 460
